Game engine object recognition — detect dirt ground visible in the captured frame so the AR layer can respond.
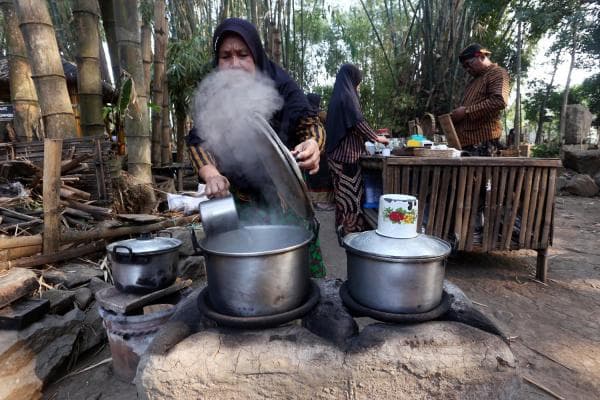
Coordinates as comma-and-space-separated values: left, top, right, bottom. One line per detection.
44, 194, 600, 399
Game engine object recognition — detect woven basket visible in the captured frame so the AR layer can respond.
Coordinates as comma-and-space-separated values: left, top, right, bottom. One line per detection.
413, 148, 456, 158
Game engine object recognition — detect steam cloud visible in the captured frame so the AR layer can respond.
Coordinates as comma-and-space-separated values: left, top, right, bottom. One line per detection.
192, 69, 286, 217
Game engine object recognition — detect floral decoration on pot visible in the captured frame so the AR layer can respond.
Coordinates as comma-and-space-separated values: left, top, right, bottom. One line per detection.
383, 207, 416, 224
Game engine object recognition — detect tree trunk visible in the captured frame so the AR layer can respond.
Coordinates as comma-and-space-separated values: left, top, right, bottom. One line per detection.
15, 0, 78, 139
535, 51, 561, 144
161, 79, 171, 165
272, 24, 282, 65
250, 0, 258, 26
151, 0, 166, 166
99, 0, 120, 84
176, 112, 185, 165
113, 0, 153, 184
73, 0, 105, 137
141, 21, 152, 98
0, 0, 42, 141
559, 26, 577, 144
514, 19, 522, 148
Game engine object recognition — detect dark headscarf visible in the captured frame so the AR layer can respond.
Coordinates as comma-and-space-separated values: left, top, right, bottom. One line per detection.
212, 18, 315, 147
325, 64, 364, 154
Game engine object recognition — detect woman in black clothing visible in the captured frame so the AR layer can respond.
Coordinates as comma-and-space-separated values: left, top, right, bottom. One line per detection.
326, 64, 388, 233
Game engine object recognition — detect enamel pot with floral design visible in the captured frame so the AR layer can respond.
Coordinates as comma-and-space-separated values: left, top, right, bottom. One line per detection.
377, 194, 418, 238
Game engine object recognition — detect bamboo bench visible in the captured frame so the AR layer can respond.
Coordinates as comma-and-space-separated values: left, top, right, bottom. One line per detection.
360, 156, 562, 282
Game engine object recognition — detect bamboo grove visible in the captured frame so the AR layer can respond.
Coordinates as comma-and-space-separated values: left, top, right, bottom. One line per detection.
0, 0, 598, 178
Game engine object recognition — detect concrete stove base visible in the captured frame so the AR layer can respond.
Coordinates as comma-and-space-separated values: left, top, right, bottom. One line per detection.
136, 321, 519, 399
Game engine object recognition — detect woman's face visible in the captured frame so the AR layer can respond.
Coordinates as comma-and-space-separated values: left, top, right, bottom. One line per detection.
217, 34, 256, 75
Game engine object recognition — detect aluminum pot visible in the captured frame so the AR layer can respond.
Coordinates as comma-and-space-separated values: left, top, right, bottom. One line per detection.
106, 232, 182, 294
339, 228, 451, 313
197, 225, 313, 317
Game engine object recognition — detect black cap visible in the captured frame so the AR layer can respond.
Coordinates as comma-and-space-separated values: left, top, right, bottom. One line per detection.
459, 43, 491, 62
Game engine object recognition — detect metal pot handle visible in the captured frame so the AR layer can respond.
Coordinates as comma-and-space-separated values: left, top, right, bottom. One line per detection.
190, 228, 203, 256
157, 230, 173, 238
113, 245, 133, 262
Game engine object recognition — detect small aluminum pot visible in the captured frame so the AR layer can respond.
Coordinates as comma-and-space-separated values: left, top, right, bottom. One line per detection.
197, 225, 313, 317
339, 228, 450, 313
106, 232, 182, 294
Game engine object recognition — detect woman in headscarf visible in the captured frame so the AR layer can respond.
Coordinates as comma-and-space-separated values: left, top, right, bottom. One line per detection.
188, 18, 324, 197
187, 18, 326, 277
326, 64, 389, 233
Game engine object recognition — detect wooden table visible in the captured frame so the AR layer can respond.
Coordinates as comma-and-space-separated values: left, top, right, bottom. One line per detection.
360, 156, 562, 281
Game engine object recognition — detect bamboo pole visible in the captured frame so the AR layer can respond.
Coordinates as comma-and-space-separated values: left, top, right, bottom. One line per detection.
0, 241, 105, 271
0, 215, 195, 251
43, 139, 63, 254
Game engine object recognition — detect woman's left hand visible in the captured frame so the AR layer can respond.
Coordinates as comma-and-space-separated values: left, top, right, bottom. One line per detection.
292, 138, 320, 175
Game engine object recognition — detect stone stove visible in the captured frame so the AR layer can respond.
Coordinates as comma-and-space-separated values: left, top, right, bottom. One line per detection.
135, 279, 520, 399
96, 280, 191, 382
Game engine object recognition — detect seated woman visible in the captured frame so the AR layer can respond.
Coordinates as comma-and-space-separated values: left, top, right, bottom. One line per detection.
187, 18, 326, 277
326, 64, 388, 234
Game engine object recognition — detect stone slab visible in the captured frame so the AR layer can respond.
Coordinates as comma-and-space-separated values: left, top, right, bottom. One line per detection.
42, 263, 104, 289
137, 322, 520, 400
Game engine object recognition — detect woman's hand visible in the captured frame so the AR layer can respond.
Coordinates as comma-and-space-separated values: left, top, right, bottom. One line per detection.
199, 165, 230, 198
292, 138, 320, 175
375, 135, 390, 145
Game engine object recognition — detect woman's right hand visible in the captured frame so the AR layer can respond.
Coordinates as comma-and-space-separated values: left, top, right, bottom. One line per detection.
199, 165, 230, 198
375, 135, 390, 145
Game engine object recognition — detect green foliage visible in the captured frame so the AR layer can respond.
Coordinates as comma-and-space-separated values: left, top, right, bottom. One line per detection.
166, 36, 213, 118
531, 141, 561, 158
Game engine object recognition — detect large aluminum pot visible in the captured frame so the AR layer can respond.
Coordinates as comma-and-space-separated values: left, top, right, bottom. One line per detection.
106, 233, 182, 294
197, 225, 313, 317
340, 229, 450, 313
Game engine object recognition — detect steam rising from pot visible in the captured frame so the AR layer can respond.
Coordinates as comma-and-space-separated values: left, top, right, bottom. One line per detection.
191, 69, 287, 221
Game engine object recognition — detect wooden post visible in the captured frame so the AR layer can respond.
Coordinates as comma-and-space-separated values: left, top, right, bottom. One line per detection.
536, 248, 549, 282
42, 138, 62, 254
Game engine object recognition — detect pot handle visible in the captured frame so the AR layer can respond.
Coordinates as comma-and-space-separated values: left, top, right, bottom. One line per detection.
190, 228, 203, 256
157, 230, 173, 238
336, 225, 346, 247
112, 245, 133, 262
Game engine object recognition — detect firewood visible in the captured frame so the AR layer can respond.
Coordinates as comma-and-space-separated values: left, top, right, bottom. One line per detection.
0, 241, 105, 270
0, 268, 38, 305
60, 153, 93, 175
60, 199, 111, 219
60, 184, 91, 201
0, 215, 195, 250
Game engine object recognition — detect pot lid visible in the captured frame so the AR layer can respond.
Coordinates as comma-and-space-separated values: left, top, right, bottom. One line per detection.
342, 230, 451, 259
106, 235, 182, 255
248, 115, 315, 222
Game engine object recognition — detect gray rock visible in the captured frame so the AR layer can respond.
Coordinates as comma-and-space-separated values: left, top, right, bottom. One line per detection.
594, 171, 600, 189
41, 289, 76, 315
73, 287, 93, 310
137, 322, 519, 400
42, 263, 104, 289
163, 226, 204, 257
86, 277, 111, 294
564, 104, 593, 145
443, 280, 509, 340
176, 255, 206, 281
302, 278, 358, 346
0, 308, 85, 400
77, 302, 107, 353
556, 174, 569, 193
565, 173, 600, 197
562, 149, 600, 176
